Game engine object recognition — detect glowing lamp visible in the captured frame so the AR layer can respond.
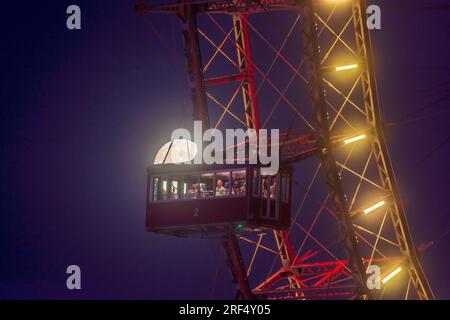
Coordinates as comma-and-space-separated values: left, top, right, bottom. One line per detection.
363, 200, 385, 215
382, 267, 402, 284
335, 64, 358, 72
344, 134, 366, 145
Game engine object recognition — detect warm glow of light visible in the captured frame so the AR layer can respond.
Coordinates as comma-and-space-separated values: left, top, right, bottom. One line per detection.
154, 139, 198, 165
363, 200, 385, 215
382, 267, 402, 284
335, 64, 358, 72
344, 134, 366, 144
325, 0, 350, 3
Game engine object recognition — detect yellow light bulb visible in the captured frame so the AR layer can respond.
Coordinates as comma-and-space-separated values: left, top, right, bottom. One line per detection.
363, 200, 385, 215
344, 134, 366, 144
335, 64, 358, 72
382, 267, 402, 284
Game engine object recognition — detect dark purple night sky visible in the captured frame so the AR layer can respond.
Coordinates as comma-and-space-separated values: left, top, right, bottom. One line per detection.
0, 0, 449, 299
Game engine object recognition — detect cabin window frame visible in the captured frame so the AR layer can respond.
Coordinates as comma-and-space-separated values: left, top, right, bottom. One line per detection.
254, 170, 290, 221
252, 169, 290, 203
149, 167, 248, 203
280, 172, 290, 203
260, 174, 279, 220
252, 168, 260, 197
231, 169, 247, 196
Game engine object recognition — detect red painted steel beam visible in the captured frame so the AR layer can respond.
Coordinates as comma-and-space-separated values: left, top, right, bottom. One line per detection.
204, 73, 247, 86
223, 233, 254, 300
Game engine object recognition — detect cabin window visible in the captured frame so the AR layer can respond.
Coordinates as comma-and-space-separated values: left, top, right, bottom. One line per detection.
280, 173, 290, 203
260, 175, 276, 199
252, 169, 259, 197
269, 176, 277, 200
183, 174, 199, 199
199, 172, 215, 198
261, 175, 268, 198
161, 178, 169, 200
150, 168, 247, 201
160, 177, 181, 200
152, 176, 160, 201
231, 170, 246, 196
216, 171, 231, 196
258, 175, 274, 219
168, 176, 182, 200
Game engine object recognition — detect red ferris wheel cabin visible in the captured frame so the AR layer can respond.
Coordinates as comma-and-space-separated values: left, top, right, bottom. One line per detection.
146, 164, 292, 237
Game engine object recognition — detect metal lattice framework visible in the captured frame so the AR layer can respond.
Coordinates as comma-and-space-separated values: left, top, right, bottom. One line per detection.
137, 0, 435, 300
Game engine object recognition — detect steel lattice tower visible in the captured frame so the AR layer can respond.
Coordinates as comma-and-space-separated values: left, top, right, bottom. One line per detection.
137, 0, 435, 300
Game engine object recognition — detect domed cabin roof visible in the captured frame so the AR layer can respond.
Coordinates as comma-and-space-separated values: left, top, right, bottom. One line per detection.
153, 138, 197, 165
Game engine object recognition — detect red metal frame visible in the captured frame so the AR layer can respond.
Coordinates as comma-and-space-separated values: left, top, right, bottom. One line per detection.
137, 0, 435, 300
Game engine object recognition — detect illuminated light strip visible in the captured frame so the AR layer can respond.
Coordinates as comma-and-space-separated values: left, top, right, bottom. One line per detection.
382, 267, 402, 284
363, 200, 385, 215
344, 134, 366, 144
335, 64, 358, 72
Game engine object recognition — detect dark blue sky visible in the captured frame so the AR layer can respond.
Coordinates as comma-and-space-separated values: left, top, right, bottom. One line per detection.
0, 1, 449, 299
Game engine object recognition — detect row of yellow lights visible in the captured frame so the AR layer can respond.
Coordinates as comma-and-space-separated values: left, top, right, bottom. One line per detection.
335, 57, 405, 284
335, 59, 404, 285
342, 133, 402, 284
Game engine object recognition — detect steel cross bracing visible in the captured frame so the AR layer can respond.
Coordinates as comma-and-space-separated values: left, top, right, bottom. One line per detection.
137, 0, 435, 299
298, 0, 370, 299
351, 0, 434, 300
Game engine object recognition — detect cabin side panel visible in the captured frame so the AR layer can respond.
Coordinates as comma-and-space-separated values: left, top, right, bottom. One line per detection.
147, 197, 247, 230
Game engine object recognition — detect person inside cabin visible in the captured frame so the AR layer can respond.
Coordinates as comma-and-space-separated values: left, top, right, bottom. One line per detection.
215, 179, 226, 196
169, 185, 179, 200
270, 180, 276, 199
199, 183, 211, 197
231, 180, 241, 195
261, 177, 268, 198
188, 183, 198, 198
240, 181, 246, 194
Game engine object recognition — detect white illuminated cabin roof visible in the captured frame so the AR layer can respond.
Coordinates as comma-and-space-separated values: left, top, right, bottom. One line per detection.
153, 139, 197, 165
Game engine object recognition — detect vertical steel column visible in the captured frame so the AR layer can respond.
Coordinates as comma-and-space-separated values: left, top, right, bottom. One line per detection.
178, 3, 252, 299
232, 14, 261, 130
223, 233, 254, 300
233, 13, 302, 291
213, 14, 261, 300
178, 1, 210, 126
299, 0, 370, 299
352, 0, 435, 300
